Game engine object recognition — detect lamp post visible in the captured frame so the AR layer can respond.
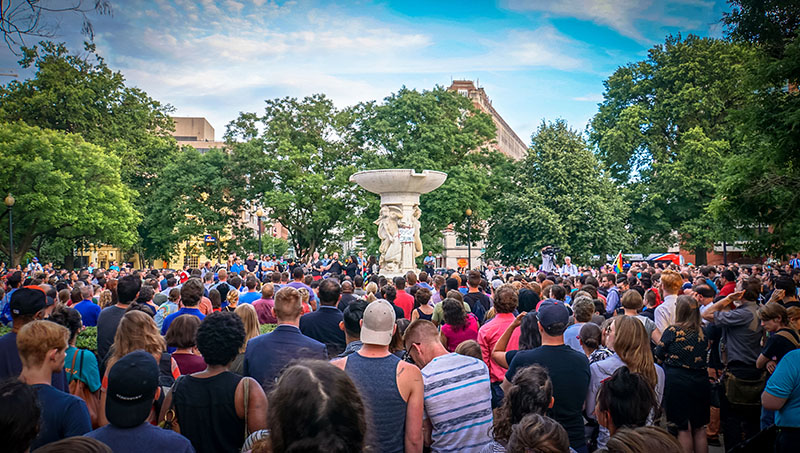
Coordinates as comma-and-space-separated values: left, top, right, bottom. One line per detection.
465, 208, 473, 271
256, 208, 264, 257
4, 194, 14, 268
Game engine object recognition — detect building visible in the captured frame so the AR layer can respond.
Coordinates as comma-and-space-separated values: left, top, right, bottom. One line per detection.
171, 117, 226, 153
447, 80, 528, 161
437, 80, 526, 270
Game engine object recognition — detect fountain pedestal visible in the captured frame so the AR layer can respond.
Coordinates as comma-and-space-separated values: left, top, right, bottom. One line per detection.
350, 169, 447, 278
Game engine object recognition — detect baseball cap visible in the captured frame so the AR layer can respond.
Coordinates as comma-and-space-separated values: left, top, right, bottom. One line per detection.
536, 299, 570, 329
106, 350, 159, 428
360, 299, 396, 346
10, 286, 47, 316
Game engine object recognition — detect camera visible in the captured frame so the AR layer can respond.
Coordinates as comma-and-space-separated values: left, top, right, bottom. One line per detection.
542, 246, 561, 257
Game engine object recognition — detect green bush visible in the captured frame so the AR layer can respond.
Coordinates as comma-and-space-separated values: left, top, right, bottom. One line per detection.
0, 326, 10, 337
259, 324, 277, 335
77, 326, 98, 352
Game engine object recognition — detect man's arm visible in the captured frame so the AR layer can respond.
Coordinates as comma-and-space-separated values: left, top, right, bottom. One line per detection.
399, 362, 424, 453
762, 391, 787, 411
701, 291, 743, 323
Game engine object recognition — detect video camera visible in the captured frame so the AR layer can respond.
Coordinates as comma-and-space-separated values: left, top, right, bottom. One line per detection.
542, 246, 562, 257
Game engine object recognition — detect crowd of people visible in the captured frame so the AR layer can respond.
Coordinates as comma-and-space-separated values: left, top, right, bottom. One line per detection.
1, 252, 800, 453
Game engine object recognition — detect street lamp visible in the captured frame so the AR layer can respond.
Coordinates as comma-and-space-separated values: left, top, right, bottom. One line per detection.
465, 208, 473, 271
4, 194, 14, 268
256, 208, 264, 257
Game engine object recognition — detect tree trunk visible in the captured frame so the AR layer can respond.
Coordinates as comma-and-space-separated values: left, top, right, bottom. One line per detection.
64, 255, 75, 270
694, 246, 707, 266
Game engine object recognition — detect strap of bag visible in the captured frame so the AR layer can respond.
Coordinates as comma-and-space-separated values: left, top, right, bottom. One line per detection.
68, 348, 79, 383
243, 377, 250, 438
776, 330, 800, 348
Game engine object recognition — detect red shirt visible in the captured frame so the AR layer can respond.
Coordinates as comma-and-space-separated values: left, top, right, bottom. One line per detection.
394, 290, 415, 319
719, 282, 736, 297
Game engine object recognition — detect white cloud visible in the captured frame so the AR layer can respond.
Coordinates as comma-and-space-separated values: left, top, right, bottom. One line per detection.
503, 0, 716, 43
571, 94, 604, 102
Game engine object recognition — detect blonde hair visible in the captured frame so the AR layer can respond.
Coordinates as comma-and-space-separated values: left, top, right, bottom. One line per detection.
297, 287, 310, 304
108, 310, 165, 372
99, 289, 113, 308
234, 304, 260, 353
17, 320, 69, 367
365, 282, 378, 295
613, 316, 658, 389
455, 340, 482, 360
227, 290, 239, 306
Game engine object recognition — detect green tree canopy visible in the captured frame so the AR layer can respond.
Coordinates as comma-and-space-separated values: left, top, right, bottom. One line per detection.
486, 120, 628, 264
0, 122, 139, 266
588, 35, 756, 260
710, 0, 800, 256
358, 86, 512, 259
226, 94, 367, 260
143, 147, 247, 261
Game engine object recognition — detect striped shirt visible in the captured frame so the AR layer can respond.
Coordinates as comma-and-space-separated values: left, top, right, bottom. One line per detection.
422, 353, 493, 452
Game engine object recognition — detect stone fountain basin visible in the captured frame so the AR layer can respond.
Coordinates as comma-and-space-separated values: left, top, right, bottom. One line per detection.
350, 169, 447, 196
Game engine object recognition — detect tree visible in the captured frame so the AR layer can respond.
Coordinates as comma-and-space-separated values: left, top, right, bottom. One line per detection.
0, 41, 181, 260
358, 86, 513, 261
0, 121, 138, 266
588, 35, 756, 262
225, 95, 367, 260
0, 0, 111, 53
486, 120, 628, 264
709, 1, 800, 256
143, 147, 247, 261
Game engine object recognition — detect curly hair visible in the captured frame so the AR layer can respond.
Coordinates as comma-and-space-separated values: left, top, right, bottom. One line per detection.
492, 364, 553, 444
254, 360, 366, 453
506, 414, 569, 453
196, 311, 245, 366
47, 306, 83, 343
441, 298, 467, 330
494, 284, 519, 314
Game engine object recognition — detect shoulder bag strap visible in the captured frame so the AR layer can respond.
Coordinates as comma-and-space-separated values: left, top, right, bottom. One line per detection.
776, 330, 800, 348
68, 348, 79, 383
243, 377, 250, 438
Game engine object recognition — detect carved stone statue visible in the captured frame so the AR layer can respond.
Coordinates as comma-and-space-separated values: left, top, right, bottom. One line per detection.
375, 205, 403, 273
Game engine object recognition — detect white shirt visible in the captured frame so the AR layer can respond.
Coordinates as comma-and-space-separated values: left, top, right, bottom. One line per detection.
654, 294, 678, 332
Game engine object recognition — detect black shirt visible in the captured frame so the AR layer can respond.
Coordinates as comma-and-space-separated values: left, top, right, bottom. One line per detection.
506, 345, 590, 450
96, 306, 127, 362
245, 259, 257, 272
327, 259, 342, 276
312, 260, 324, 277
762, 328, 799, 364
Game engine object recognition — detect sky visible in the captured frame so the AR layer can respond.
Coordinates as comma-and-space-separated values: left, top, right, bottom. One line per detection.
0, 0, 732, 143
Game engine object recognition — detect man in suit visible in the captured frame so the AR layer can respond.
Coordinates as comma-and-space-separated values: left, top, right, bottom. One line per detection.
300, 278, 346, 357
244, 286, 327, 390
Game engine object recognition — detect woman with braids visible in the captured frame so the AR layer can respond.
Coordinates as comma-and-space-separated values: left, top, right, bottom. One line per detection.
585, 315, 665, 449
654, 295, 710, 453
440, 297, 479, 352
244, 360, 367, 453
482, 364, 554, 453
159, 312, 267, 453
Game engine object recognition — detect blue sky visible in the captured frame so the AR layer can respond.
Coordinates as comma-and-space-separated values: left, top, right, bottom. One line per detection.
0, 0, 731, 143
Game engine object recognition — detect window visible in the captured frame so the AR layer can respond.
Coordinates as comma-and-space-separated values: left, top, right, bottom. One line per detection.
458, 89, 469, 97
184, 255, 199, 269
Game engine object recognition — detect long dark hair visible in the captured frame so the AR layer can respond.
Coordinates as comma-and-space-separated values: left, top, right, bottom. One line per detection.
492, 364, 553, 444
256, 360, 367, 453
519, 311, 542, 350
596, 366, 658, 431
442, 298, 467, 330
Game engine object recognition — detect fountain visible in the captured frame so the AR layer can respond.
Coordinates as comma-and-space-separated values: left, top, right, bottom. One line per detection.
350, 169, 447, 278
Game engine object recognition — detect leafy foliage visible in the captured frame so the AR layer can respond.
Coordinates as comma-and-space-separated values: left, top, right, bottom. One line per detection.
226, 95, 368, 260
487, 120, 628, 263
589, 35, 756, 258
711, 1, 800, 256
0, 122, 139, 266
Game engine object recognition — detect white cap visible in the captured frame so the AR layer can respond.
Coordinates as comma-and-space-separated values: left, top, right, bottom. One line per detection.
361, 299, 396, 346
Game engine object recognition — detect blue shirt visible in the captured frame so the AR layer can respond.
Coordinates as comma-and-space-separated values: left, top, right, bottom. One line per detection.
765, 349, 800, 427
87, 422, 195, 453
230, 263, 244, 273
161, 307, 205, 335
605, 287, 620, 314
74, 299, 102, 327
30, 384, 91, 450
239, 291, 261, 305
0, 287, 16, 326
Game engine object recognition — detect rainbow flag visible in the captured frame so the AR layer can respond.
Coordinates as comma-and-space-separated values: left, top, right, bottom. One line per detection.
613, 251, 623, 274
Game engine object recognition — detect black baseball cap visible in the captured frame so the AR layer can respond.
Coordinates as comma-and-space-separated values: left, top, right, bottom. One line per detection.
537, 299, 570, 328
106, 350, 159, 428
10, 286, 47, 316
